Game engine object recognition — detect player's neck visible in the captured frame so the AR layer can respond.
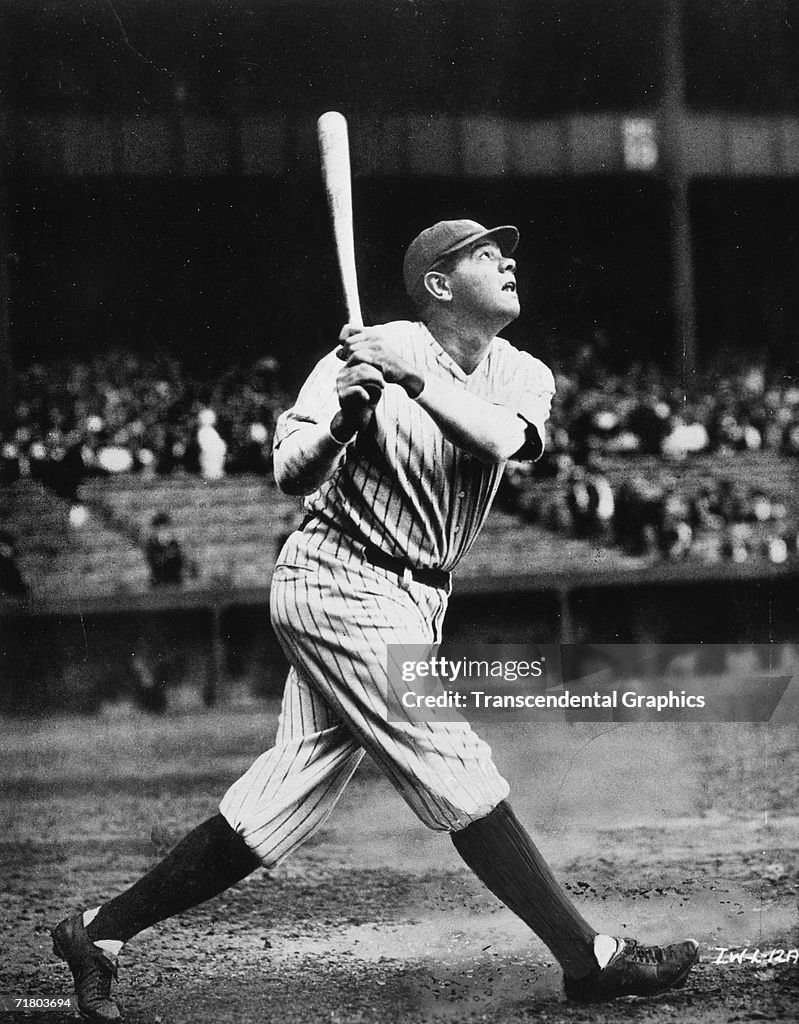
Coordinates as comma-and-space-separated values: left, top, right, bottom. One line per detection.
426, 311, 507, 374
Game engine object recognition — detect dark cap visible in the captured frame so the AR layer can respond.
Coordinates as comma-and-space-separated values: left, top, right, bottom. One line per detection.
403, 219, 519, 295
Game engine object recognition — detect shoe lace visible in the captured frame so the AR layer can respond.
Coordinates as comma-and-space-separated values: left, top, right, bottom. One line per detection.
626, 941, 664, 965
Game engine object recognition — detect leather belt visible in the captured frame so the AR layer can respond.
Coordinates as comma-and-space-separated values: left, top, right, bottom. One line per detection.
299, 513, 451, 590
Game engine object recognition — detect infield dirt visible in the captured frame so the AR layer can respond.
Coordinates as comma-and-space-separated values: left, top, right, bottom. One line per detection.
2, 701, 798, 1023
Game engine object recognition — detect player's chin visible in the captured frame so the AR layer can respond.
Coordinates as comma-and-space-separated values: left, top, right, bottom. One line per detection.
501, 295, 521, 321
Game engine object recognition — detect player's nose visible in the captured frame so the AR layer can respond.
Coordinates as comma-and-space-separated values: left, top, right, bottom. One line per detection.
501, 256, 516, 273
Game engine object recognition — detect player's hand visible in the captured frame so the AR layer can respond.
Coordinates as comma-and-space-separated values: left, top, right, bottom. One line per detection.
332, 362, 385, 440
336, 325, 424, 398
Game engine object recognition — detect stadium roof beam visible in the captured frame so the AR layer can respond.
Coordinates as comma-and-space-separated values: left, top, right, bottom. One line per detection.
661, 0, 696, 375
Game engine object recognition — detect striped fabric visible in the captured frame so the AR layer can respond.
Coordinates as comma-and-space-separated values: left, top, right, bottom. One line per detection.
219, 321, 554, 863
274, 321, 555, 572
220, 533, 510, 865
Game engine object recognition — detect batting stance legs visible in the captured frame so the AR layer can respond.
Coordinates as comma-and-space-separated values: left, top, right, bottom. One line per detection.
51, 542, 695, 1023
221, 530, 603, 979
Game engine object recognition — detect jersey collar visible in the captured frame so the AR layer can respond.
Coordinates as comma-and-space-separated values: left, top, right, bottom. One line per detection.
419, 322, 497, 382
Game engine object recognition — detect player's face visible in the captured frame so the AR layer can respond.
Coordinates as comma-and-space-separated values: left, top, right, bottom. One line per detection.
444, 241, 519, 322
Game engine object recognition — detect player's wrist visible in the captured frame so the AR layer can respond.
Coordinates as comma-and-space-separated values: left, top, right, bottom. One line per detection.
404, 372, 426, 400
329, 411, 359, 445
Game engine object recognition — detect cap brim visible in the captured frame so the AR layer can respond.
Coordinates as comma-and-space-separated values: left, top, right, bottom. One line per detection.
435, 224, 519, 264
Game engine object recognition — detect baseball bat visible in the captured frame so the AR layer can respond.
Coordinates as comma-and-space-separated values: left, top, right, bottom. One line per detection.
317, 111, 363, 329
317, 111, 381, 404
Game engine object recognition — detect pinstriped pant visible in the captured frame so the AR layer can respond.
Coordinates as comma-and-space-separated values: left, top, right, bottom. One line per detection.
219, 527, 510, 868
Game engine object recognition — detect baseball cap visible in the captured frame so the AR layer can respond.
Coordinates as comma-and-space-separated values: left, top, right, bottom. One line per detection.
403, 219, 519, 295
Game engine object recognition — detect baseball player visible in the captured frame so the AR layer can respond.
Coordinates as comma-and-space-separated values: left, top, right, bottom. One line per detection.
52, 220, 699, 1021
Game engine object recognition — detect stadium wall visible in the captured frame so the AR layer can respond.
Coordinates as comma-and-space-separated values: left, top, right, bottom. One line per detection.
1, 569, 796, 715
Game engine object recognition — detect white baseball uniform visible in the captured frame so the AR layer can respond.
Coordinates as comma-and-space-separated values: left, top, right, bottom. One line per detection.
220, 321, 555, 867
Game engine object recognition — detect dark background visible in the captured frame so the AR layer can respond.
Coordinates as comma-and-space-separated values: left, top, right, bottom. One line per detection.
3, 0, 799, 380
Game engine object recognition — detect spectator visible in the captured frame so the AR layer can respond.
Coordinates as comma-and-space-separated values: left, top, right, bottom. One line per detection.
716, 479, 748, 523
690, 484, 724, 533
613, 476, 662, 557
565, 459, 614, 541
657, 492, 693, 561
229, 421, 272, 475
145, 513, 185, 587
50, 435, 86, 503
625, 398, 671, 455
749, 490, 773, 524
721, 523, 753, 564
196, 408, 227, 481
764, 534, 789, 565
661, 411, 710, 460
0, 439, 21, 485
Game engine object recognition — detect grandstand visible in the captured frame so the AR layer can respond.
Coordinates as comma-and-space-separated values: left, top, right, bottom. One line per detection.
0, 477, 149, 600
1, 1, 798, 708
0, 471, 614, 602
0, 472, 298, 603
2, 449, 796, 602
81, 473, 299, 591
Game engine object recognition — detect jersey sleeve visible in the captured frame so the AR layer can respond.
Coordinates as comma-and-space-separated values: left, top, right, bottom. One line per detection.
273, 351, 342, 449
516, 355, 556, 433
501, 351, 556, 461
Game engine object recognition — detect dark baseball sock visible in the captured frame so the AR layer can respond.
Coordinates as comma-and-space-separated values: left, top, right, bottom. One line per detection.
85, 814, 261, 944
452, 800, 598, 978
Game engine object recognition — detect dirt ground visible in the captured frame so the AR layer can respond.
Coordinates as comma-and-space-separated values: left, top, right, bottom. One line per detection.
2, 693, 798, 1024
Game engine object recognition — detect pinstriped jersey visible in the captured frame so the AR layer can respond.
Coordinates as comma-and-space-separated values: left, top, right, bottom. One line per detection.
274, 320, 555, 572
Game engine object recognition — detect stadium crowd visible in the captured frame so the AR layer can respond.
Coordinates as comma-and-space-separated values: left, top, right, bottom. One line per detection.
498, 344, 799, 565
0, 350, 291, 498
1, 344, 798, 569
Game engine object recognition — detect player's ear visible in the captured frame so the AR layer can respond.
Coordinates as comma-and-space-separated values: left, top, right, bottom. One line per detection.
423, 270, 452, 303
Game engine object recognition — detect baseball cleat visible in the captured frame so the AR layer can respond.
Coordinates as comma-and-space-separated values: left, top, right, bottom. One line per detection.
52, 913, 121, 1022
563, 936, 700, 1002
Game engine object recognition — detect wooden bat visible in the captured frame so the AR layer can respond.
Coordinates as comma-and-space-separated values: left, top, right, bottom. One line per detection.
317, 111, 382, 404
317, 111, 363, 329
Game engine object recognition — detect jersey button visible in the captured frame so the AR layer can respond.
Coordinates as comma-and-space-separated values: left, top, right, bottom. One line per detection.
457, 490, 465, 498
